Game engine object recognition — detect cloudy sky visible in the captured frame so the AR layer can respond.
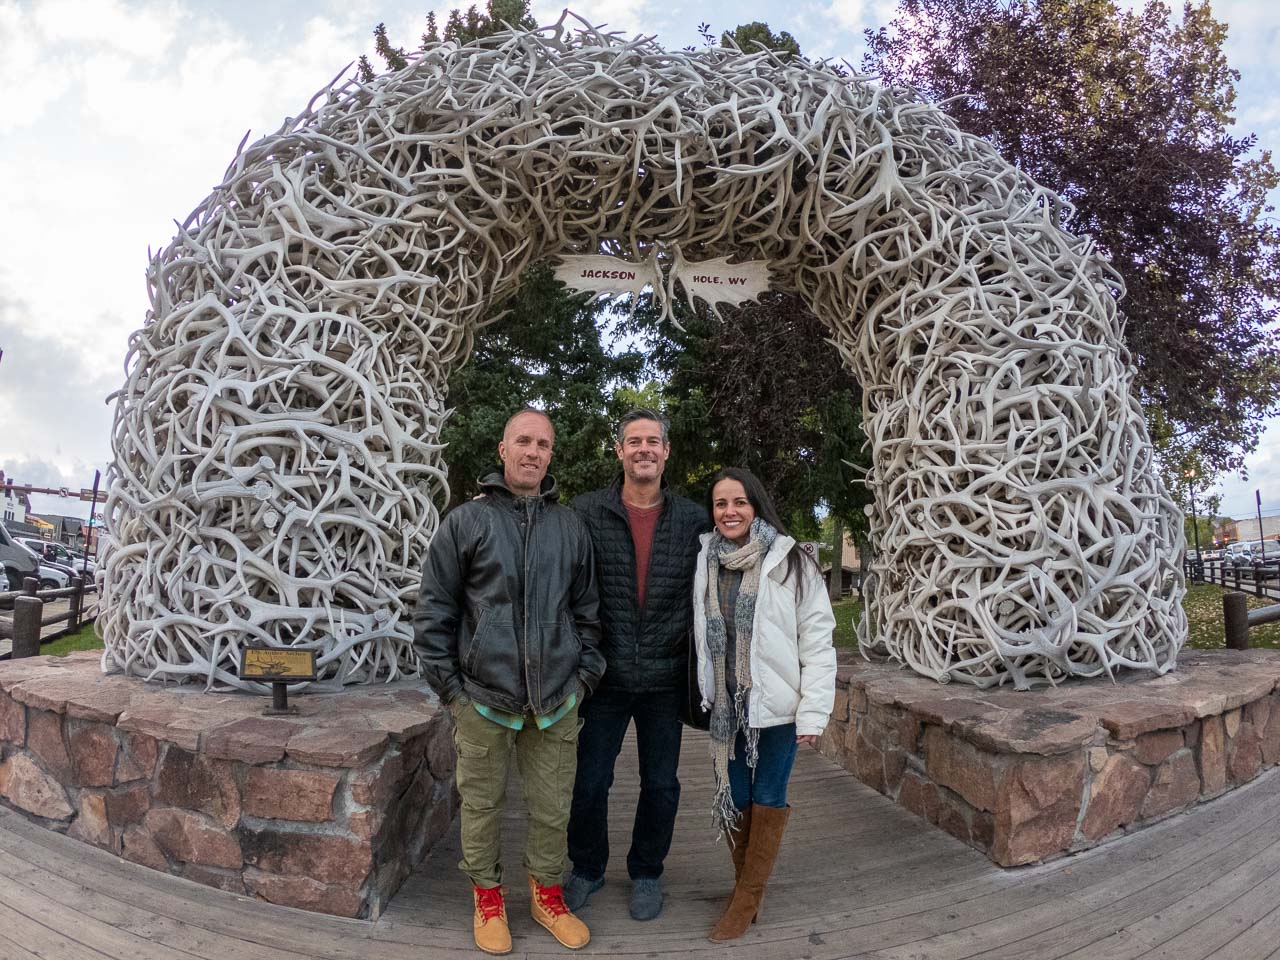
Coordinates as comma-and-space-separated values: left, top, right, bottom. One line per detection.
1, 0, 1277, 524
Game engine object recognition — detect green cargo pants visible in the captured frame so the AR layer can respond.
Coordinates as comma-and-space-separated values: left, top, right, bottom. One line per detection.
451, 696, 583, 888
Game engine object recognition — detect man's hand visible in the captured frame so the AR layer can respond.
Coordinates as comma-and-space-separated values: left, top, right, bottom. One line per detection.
796, 734, 818, 746
448, 693, 471, 720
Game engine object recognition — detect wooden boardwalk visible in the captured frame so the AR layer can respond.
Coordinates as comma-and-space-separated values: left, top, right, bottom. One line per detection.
2, 726, 1280, 959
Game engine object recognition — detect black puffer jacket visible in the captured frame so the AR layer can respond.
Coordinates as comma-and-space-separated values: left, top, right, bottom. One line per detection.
413, 472, 605, 715
572, 476, 709, 692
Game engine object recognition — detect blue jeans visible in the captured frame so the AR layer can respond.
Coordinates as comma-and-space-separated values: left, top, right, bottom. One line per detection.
729, 723, 798, 810
568, 687, 683, 881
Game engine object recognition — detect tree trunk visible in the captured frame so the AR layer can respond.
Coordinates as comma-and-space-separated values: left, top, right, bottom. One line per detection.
829, 515, 844, 602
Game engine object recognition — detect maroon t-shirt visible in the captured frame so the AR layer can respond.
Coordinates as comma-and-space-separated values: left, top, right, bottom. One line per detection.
625, 502, 664, 609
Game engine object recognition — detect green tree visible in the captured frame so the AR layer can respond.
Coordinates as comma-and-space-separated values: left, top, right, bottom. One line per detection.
721, 22, 801, 58
1184, 512, 1224, 554
441, 265, 644, 507
622, 291, 871, 537
864, 0, 1280, 486
359, 0, 536, 80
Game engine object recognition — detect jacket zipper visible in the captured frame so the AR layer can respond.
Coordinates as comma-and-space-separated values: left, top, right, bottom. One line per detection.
630, 492, 667, 667
522, 496, 535, 712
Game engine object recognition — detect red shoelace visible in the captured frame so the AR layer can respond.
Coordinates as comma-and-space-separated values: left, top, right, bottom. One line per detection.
534, 883, 570, 918
475, 885, 505, 921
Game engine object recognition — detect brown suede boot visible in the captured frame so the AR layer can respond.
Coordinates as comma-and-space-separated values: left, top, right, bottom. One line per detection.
709, 804, 789, 942
472, 884, 512, 955
728, 806, 753, 883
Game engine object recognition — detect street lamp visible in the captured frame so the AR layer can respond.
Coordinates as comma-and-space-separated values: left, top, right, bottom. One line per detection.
1186, 469, 1202, 582
1257, 490, 1268, 565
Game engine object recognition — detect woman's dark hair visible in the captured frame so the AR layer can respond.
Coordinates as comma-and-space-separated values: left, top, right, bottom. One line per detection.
706, 467, 818, 593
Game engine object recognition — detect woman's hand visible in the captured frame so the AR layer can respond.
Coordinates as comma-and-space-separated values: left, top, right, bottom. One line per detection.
796, 734, 818, 746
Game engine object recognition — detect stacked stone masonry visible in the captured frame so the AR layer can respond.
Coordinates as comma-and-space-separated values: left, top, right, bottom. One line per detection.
819, 650, 1280, 866
0, 653, 458, 917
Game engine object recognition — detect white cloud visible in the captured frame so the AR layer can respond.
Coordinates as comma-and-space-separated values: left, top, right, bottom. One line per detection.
822, 0, 865, 33
0, 2, 381, 384
530, 0, 657, 37
0, 294, 118, 477
30, 0, 180, 52
2, 457, 106, 523
1211, 417, 1280, 519
0, 2, 74, 132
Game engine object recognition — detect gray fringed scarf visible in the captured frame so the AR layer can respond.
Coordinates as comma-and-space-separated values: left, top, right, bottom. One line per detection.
704, 517, 777, 835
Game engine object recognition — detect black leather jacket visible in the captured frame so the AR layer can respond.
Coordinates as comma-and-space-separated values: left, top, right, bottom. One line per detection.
412, 472, 605, 715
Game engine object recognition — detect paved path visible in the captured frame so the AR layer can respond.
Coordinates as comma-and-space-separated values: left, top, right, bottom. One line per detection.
2, 727, 1279, 958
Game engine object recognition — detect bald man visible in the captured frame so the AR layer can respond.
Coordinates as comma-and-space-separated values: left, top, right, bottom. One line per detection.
414, 409, 605, 954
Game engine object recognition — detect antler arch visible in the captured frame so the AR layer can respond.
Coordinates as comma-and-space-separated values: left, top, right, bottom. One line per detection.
99, 20, 1186, 690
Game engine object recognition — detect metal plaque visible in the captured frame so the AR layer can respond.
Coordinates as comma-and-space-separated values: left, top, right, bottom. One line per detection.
240, 647, 318, 681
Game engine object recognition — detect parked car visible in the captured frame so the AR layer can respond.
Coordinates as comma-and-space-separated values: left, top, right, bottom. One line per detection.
33, 557, 69, 591
65, 548, 96, 576
0, 524, 39, 590
13, 536, 83, 578
1224, 539, 1280, 578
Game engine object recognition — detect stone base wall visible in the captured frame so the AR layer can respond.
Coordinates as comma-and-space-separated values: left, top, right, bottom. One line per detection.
0, 653, 458, 917
819, 650, 1280, 866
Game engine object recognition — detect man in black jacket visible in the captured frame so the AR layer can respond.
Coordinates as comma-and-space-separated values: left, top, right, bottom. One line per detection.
564, 408, 708, 920
413, 409, 605, 954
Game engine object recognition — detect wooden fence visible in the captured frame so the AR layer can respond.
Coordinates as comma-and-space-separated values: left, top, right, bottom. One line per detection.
1184, 557, 1280, 602
0, 576, 97, 659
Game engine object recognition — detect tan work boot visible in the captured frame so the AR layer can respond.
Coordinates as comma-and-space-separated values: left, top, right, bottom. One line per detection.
472, 884, 512, 955
528, 875, 590, 949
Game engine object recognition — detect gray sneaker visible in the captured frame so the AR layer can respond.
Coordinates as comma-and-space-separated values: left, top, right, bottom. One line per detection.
563, 870, 604, 911
630, 876, 664, 921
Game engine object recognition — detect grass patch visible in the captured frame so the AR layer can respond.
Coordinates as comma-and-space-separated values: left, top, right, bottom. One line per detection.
831, 596, 864, 648
828, 584, 1280, 653
40, 622, 103, 657
25, 586, 1278, 660
1183, 583, 1280, 650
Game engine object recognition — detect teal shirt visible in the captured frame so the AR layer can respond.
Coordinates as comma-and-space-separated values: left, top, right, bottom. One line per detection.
474, 692, 578, 730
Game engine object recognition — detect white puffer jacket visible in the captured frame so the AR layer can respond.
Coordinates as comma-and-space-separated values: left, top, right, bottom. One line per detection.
692, 533, 837, 736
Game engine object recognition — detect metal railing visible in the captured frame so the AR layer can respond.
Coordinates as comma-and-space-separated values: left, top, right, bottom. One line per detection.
0, 576, 97, 658
1184, 557, 1280, 602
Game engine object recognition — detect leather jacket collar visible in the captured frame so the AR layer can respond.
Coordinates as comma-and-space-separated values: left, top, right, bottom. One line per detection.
478, 470, 561, 503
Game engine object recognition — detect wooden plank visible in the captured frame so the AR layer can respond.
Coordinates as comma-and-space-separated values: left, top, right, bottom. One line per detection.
1086, 841, 1280, 960
866, 821, 1280, 960
380, 807, 1234, 956
381, 766, 1280, 958
653, 775, 1280, 960
844, 779, 1280, 960
0, 931, 44, 960
0, 848, 248, 960
0, 812, 404, 960
1200, 901, 1280, 960
2, 722, 1279, 960
0, 898, 123, 959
